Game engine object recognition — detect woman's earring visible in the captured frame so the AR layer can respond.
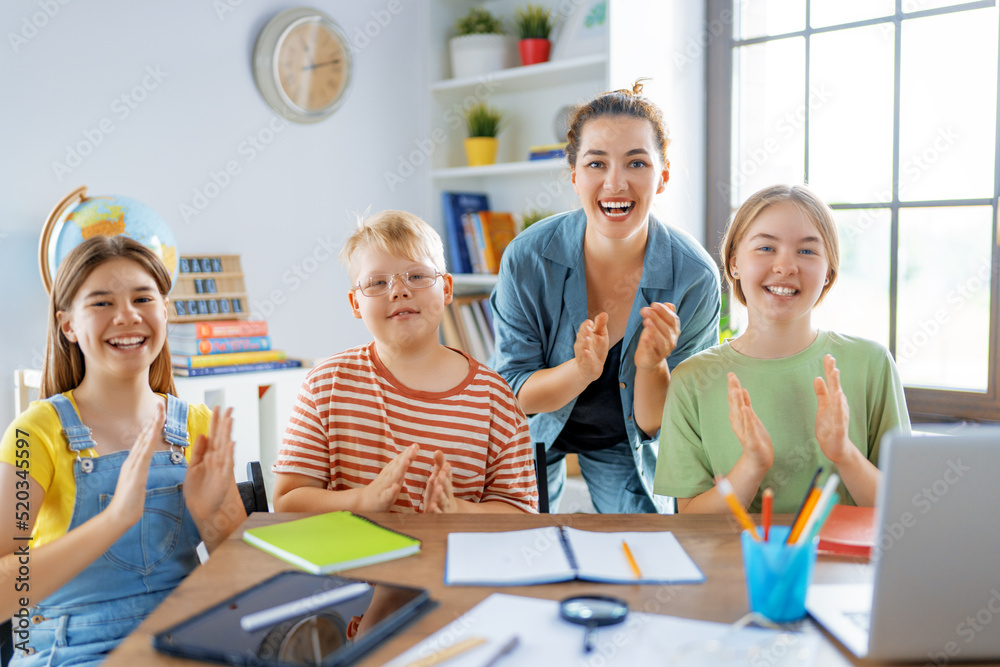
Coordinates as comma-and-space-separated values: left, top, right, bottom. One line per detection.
732, 270, 739, 279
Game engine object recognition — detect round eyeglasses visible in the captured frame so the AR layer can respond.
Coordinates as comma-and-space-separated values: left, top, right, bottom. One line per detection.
354, 270, 442, 297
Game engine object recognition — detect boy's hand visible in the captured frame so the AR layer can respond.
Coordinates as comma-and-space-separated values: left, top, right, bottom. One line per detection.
633, 302, 680, 370
360, 444, 418, 512
184, 406, 235, 523
814, 354, 853, 464
421, 450, 457, 513
727, 373, 774, 473
574, 312, 610, 383
105, 403, 164, 527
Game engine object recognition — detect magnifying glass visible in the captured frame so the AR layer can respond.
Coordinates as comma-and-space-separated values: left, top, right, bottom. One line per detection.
559, 595, 629, 653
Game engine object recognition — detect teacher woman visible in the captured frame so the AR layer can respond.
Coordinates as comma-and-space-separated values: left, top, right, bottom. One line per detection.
491, 82, 721, 513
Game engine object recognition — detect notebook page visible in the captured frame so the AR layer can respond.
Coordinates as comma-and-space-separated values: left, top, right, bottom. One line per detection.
445, 527, 573, 585
566, 528, 705, 584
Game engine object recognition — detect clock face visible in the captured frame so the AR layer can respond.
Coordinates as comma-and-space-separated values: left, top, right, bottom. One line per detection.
253, 8, 353, 123
277, 20, 347, 112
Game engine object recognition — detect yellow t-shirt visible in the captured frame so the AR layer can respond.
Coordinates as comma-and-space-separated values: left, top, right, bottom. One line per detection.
0, 391, 211, 548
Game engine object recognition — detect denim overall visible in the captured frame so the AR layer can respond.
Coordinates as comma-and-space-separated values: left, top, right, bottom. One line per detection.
16, 394, 202, 667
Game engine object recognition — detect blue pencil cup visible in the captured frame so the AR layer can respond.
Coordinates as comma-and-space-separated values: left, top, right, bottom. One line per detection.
741, 525, 818, 623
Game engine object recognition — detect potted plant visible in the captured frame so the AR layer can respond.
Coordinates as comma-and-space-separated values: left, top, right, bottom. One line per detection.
463, 102, 503, 166
449, 7, 512, 79
514, 4, 554, 66
519, 207, 554, 230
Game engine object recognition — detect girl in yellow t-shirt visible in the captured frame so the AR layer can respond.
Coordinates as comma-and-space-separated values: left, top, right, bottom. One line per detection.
0, 236, 245, 666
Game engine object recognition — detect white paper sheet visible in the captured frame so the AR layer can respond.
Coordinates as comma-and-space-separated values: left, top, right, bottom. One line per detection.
384, 593, 819, 667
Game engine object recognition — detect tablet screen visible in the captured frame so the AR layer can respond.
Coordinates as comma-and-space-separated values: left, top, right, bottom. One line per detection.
154, 571, 434, 667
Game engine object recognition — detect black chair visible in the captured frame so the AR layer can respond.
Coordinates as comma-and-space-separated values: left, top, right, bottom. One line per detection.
237, 461, 269, 515
1, 618, 11, 667
534, 442, 549, 514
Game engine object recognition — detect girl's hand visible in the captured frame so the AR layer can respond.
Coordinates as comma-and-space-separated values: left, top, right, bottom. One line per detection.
573, 312, 610, 383
105, 403, 164, 527
360, 444, 418, 512
184, 406, 236, 523
727, 373, 774, 472
421, 450, 457, 513
814, 354, 853, 464
633, 302, 680, 370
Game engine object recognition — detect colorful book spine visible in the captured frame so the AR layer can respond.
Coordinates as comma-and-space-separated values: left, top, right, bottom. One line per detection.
168, 319, 268, 339
168, 335, 272, 356
171, 349, 287, 369
442, 191, 491, 274
172, 359, 303, 377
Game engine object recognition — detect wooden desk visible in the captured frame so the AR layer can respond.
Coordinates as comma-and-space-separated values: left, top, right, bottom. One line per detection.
106, 513, 879, 666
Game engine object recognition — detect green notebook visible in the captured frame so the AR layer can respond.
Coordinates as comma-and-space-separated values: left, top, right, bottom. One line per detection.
242, 512, 421, 574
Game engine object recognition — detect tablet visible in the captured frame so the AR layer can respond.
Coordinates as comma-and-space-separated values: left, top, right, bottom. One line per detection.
153, 571, 435, 667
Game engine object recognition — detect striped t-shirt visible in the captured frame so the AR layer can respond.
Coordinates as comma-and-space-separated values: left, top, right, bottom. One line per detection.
274, 342, 537, 513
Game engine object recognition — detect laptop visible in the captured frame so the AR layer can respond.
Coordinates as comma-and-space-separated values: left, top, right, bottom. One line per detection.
807, 428, 1000, 662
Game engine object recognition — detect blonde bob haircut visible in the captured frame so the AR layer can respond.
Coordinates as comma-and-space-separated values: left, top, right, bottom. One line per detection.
721, 184, 840, 307
41, 235, 176, 398
338, 210, 447, 282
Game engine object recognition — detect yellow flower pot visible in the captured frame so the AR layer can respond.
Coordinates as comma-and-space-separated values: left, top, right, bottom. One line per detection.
464, 137, 499, 167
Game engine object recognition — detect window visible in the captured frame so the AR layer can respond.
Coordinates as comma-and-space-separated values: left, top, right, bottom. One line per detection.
707, 0, 1000, 421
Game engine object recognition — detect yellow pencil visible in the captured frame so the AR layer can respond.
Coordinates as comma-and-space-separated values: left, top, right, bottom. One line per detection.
716, 478, 761, 541
621, 540, 643, 579
402, 636, 487, 667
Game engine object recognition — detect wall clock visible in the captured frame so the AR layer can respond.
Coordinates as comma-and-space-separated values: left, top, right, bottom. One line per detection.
253, 7, 353, 124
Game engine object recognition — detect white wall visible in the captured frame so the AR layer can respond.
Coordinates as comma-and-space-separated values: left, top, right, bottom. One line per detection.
0, 0, 428, 426
611, 0, 707, 241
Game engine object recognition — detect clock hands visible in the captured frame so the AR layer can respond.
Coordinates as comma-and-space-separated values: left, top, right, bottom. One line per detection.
302, 58, 341, 71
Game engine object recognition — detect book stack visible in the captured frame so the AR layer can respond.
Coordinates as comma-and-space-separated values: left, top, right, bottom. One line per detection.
441, 191, 519, 275
168, 319, 303, 377
168, 254, 303, 377
527, 142, 567, 161
441, 296, 494, 364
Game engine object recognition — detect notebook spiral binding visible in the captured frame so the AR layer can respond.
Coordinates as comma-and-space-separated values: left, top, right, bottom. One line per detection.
557, 525, 579, 570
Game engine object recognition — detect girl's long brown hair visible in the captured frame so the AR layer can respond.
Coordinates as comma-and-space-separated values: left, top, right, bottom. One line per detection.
40, 235, 176, 398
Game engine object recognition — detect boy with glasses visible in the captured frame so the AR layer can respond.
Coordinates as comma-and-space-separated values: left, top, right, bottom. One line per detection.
272, 210, 537, 514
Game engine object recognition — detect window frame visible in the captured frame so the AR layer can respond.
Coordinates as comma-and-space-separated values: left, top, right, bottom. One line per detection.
705, 0, 1000, 422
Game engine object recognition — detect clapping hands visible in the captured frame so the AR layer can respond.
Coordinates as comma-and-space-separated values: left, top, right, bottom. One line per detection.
634, 302, 680, 370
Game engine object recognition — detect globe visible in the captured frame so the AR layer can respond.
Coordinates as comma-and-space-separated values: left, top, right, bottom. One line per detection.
40, 186, 178, 293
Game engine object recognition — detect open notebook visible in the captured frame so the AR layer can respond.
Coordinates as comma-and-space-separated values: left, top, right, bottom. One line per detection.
445, 526, 704, 585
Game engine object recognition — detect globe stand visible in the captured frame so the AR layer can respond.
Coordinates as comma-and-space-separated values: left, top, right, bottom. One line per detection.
38, 185, 89, 294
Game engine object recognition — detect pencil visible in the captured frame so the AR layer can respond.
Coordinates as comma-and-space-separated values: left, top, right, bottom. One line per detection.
716, 477, 761, 541
785, 467, 823, 544
402, 636, 487, 667
621, 540, 643, 579
761, 488, 774, 542
787, 487, 821, 544
797, 474, 841, 544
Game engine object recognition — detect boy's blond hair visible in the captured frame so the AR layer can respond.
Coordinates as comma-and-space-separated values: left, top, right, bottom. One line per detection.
721, 184, 840, 307
338, 210, 447, 282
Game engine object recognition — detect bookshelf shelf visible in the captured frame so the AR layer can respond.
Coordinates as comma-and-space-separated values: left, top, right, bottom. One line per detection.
430, 54, 608, 96
432, 159, 566, 180
452, 273, 498, 296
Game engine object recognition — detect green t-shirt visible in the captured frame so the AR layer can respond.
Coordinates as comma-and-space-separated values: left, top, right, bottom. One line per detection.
654, 331, 910, 513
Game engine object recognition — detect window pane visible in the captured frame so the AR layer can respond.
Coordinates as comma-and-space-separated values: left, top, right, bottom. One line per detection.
899, 8, 998, 202
810, 0, 894, 29
732, 38, 805, 206
813, 208, 891, 347
896, 207, 992, 391
809, 25, 894, 203
736, 0, 805, 40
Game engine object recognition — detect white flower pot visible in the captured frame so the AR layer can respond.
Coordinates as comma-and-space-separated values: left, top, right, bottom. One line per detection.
449, 34, 514, 79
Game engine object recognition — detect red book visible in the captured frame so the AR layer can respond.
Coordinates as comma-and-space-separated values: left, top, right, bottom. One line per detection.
169, 320, 268, 339
817, 505, 876, 559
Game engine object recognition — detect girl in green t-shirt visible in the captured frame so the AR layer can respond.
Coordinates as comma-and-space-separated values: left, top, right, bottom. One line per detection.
656, 184, 909, 513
